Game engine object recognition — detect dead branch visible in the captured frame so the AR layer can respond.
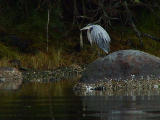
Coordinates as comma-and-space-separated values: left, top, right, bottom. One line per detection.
73, 0, 79, 24
142, 33, 160, 42
124, 1, 143, 45
46, 9, 50, 52
76, 0, 160, 43
124, 1, 160, 43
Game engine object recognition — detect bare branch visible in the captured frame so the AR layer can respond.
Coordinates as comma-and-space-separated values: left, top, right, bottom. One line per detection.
142, 33, 160, 42
124, 1, 143, 45
46, 9, 50, 52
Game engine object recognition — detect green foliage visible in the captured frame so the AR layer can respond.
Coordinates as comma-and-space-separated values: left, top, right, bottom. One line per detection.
0, 43, 18, 58
138, 10, 160, 33
0, 1, 65, 55
0, 0, 160, 69
134, 0, 140, 3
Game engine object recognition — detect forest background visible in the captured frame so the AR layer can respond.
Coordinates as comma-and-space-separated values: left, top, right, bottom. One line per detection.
0, 0, 160, 69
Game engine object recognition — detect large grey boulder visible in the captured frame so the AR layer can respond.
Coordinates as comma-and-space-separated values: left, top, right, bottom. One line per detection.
74, 50, 160, 91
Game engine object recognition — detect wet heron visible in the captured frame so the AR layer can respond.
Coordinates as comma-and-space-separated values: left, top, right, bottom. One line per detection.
80, 24, 111, 54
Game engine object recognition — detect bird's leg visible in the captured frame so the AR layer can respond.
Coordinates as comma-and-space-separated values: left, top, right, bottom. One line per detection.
98, 49, 105, 57
97, 47, 100, 57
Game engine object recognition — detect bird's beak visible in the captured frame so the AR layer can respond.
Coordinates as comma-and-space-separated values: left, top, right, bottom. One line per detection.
80, 26, 90, 31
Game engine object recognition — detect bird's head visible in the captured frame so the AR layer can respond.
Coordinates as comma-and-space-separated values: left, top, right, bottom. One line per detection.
80, 24, 94, 31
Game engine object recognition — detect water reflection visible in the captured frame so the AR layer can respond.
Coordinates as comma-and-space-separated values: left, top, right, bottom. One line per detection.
0, 81, 160, 120
80, 96, 160, 120
75, 88, 160, 96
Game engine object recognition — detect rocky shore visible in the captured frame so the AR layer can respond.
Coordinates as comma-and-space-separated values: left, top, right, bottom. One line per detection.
1, 50, 160, 92
74, 50, 160, 91
0, 64, 85, 90
22, 64, 85, 82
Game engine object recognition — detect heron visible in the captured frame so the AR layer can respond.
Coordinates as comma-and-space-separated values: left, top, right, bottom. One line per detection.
80, 24, 111, 54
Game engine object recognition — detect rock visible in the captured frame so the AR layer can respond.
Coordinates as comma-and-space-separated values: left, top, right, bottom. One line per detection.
22, 65, 83, 83
74, 50, 160, 90
0, 67, 22, 90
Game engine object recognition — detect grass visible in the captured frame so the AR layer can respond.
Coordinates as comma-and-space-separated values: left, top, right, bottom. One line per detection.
0, 31, 160, 70
0, 13, 160, 70
0, 44, 99, 70
0, 2, 160, 70
0, 47, 63, 70
17, 48, 64, 70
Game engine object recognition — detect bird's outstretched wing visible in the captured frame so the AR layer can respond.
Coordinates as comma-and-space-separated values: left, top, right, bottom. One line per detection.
90, 25, 111, 53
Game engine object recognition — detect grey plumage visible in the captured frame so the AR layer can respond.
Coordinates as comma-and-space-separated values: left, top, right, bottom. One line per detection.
80, 24, 111, 53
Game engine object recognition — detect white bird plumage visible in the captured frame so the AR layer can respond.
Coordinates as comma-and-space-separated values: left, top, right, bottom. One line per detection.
80, 24, 111, 53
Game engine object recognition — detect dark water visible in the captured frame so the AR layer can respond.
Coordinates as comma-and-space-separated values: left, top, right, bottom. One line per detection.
1, 80, 160, 120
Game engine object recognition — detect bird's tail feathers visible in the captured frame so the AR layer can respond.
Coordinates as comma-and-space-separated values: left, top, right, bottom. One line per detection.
100, 42, 110, 54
